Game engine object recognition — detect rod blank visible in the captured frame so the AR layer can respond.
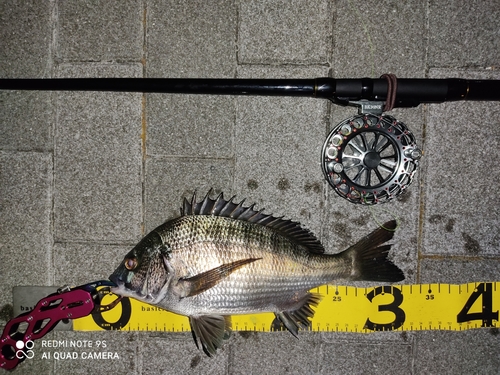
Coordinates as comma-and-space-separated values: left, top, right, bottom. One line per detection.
1, 77, 499, 108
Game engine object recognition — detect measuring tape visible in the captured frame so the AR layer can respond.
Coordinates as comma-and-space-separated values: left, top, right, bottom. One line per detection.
74, 282, 499, 333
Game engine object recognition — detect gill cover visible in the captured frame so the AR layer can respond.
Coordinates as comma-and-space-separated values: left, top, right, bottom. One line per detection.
110, 232, 171, 302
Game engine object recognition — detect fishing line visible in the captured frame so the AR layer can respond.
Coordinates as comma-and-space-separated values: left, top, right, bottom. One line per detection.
363, 193, 400, 231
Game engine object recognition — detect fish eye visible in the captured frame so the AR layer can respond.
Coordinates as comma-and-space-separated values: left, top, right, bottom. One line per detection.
124, 257, 138, 270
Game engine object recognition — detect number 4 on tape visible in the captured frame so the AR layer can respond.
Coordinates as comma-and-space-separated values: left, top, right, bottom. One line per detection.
457, 282, 499, 327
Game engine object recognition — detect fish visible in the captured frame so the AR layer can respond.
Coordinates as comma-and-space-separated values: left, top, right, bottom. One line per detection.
109, 191, 404, 356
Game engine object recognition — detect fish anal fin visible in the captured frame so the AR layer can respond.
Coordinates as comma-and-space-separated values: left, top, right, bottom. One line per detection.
178, 258, 261, 297
189, 315, 232, 357
274, 292, 322, 338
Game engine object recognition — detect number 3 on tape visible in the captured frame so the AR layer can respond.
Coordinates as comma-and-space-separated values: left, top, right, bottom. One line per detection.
364, 286, 405, 331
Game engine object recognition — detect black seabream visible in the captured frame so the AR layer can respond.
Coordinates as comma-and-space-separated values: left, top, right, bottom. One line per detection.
110, 191, 404, 356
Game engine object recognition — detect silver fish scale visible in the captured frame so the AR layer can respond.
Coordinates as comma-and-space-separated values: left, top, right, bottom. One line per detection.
155, 215, 351, 316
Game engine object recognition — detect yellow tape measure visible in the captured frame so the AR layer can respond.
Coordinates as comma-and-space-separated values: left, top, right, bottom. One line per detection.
74, 282, 499, 333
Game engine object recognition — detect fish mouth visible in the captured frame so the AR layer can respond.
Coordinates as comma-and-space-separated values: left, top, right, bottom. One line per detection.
109, 275, 133, 296
109, 275, 152, 301
108, 274, 125, 290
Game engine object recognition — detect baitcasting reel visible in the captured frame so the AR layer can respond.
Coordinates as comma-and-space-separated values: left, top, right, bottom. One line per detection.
1, 75, 499, 204
322, 104, 421, 204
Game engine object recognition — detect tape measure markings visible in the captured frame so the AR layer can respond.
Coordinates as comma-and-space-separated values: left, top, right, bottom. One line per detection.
73, 282, 500, 333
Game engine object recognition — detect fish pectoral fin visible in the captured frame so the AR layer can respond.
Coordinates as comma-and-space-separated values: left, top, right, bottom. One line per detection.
176, 258, 261, 298
189, 315, 232, 357
274, 292, 322, 338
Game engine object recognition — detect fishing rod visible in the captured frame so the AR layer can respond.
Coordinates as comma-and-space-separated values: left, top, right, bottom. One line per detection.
2, 76, 499, 104
2, 76, 500, 204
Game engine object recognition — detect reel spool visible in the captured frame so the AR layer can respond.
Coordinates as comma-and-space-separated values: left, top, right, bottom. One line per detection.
322, 112, 421, 205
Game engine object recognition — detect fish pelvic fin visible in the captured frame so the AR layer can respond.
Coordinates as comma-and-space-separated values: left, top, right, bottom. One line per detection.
272, 292, 322, 338
345, 220, 405, 282
176, 258, 261, 298
189, 315, 232, 357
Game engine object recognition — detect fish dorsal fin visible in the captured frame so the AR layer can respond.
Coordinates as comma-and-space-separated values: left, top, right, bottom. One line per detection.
181, 190, 325, 254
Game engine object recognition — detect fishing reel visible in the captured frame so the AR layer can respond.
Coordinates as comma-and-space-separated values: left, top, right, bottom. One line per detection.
322, 101, 421, 205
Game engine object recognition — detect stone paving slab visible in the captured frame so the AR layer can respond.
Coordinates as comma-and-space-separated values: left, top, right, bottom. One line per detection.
146, 94, 235, 158
57, 0, 143, 62
0, 91, 54, 151
421, 69, 500, 257
234, 65, 329, 237
140, 333, 229, 375
420, 258, 500, 284
0, 1, 52, 77
0, 152, 52, 322
53, 243, 129, 286
147, 0, 237, 78
332, 0, 426, 77
414, 330, 499, 375
427, 0, 500, 68
53, 64, 143, 242
229, 332, 323, 374
320, 339, 413, 374
145, 157, 234, 231
238, 0, 332, 65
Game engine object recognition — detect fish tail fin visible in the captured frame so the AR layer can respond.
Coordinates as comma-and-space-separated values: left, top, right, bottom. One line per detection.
345, 220, 405, 282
